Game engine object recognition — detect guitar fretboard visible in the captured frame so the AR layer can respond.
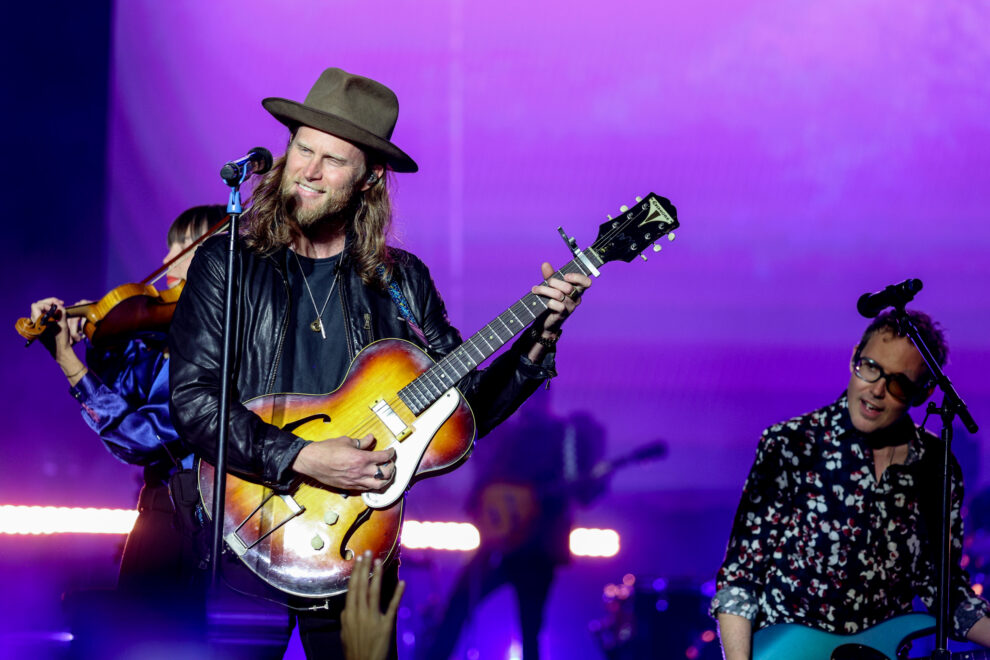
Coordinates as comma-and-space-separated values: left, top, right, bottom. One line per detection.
398, 248, 602, 414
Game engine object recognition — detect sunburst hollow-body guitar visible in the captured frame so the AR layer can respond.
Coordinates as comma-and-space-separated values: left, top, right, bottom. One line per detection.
199, 193, 680, 597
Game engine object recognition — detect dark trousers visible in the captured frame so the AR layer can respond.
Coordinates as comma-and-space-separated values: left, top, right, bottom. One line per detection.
69, 477, 398, 659
66, 482, 210, 658
425, 548, 556, 660
211, 554, 400, 660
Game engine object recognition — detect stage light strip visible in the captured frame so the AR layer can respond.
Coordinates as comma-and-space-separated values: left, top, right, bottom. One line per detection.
570, 527, 620, 557
401, 520, 480, 551
0, 505, 139, 535
0, 506, 620, 556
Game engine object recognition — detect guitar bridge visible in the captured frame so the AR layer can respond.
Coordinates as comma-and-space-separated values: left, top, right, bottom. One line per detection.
224, 492, 306, 557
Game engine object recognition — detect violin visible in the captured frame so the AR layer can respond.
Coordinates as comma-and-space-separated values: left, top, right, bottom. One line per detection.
15, 214, 228, 349
15, 281, 185, 348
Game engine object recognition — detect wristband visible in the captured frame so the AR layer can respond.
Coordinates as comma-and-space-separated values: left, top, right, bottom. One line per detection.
529, 326, 561, 349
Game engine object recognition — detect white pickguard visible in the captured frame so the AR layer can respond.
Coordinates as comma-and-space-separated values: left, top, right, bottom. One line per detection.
362, 388, 460, 509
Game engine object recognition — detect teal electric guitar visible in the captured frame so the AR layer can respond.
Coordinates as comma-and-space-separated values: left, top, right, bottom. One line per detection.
754, 613, 990, 659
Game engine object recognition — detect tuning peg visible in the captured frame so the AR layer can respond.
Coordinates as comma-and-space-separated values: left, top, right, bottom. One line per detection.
606, 214, 612, 220
668, 232, 676, 241
619, 205, 629, 212
639, 254, 648, 262
653, 244, 662, 252
635, 196, 642, 202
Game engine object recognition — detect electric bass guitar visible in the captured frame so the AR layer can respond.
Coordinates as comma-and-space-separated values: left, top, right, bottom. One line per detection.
199, 193, 679, 597
754, 613, 989, 659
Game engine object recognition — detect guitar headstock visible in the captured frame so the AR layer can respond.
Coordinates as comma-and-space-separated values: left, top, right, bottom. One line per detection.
591, 193, 679, 264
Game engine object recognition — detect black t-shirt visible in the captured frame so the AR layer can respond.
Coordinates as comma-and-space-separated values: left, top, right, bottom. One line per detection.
274, 251, 349, 395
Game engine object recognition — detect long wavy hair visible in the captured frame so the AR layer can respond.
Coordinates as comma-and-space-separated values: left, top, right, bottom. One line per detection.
242, 139, 394, 287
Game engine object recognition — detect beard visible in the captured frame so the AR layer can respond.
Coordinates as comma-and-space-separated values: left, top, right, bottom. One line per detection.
279, 177, 360, 229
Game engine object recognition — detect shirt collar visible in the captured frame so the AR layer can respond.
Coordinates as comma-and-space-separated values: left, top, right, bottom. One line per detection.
830, 392, 925, 464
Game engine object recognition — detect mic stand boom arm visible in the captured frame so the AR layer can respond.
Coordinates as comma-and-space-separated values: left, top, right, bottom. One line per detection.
893, 308, 980, 659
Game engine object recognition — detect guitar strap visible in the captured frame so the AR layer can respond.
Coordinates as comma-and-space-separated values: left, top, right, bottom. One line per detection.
376, 264, 428, 349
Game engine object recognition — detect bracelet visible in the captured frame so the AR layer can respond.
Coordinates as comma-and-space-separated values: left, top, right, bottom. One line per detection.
64, 365, 87, 380
529, 326, 562, 349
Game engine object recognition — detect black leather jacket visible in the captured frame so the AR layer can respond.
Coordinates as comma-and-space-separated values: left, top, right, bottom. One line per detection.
168, 235, 552, 490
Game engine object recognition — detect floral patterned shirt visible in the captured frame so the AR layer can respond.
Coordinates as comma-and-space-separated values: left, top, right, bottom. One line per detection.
711, 394, 988, 638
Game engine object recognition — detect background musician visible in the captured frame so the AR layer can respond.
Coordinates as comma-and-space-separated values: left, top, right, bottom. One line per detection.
712, 309, 990, 659
423, 392, 608, 659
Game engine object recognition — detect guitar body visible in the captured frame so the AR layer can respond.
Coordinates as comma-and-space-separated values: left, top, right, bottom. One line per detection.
753, 613, 935, 660
199, 338, 476, 597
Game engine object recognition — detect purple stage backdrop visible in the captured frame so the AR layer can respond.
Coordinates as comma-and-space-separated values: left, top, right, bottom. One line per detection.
3, 1, 989, 658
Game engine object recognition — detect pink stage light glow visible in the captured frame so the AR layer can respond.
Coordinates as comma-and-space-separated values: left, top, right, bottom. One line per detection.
570, 527, 621, 557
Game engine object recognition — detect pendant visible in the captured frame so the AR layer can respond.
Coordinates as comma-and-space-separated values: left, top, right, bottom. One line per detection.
310, 319, 323, 333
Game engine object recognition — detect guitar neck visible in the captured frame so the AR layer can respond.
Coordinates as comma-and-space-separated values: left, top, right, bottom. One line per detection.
953, 651, 990, 660
398, 248, 602, 414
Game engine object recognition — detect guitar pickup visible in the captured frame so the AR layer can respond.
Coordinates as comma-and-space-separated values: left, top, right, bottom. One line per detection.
370, 399, 412, 441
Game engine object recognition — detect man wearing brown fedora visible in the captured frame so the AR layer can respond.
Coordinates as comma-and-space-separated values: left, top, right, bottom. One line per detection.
168, 68, 590, 658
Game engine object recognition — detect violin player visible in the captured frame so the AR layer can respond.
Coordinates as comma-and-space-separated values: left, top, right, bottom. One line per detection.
26, 204, 223, 605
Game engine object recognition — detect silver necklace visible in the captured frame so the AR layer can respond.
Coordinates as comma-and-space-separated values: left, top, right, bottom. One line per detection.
291, 249, 340, 340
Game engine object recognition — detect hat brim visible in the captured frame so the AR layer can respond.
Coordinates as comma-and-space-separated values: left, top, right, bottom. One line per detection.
262, 97, 418, 173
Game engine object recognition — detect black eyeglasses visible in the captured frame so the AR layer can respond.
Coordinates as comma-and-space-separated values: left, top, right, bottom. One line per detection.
853, 356, 926, 403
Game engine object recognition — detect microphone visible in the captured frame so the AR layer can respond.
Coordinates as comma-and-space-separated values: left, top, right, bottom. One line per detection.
857, 279, 923, 318
220, 147, 273, 185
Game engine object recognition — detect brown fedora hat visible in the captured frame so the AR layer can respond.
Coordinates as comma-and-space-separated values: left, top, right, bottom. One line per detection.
262, 68, 418, 173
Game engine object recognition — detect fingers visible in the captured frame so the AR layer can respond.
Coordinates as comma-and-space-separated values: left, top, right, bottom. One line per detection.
367, 447, 397, 465
344, 556, 361, 614
30, 298, 64, 323
67, 317, 86, 344
298, 435, 399, 490
385, 580, 406, 622
369, 558, 383, 614
346, 552, 402, 624
350, 551, 370, 609
529, 263, 593, 341
532, 264, 592, 306
353, 434, 375, 450
346, 439, 396, 486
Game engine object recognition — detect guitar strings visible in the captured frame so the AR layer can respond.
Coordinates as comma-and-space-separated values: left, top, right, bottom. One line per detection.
259, 204, 671, 555
295, 202, 673, 473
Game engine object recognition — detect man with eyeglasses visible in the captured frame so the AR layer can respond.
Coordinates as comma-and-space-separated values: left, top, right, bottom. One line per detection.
712, 309, 990, 659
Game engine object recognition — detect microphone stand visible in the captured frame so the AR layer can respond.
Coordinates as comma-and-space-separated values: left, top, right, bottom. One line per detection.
892, 307, 980, 659
209, 168, 248, 588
